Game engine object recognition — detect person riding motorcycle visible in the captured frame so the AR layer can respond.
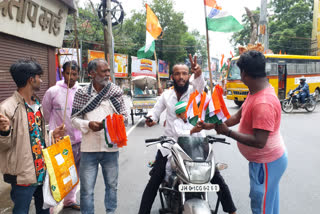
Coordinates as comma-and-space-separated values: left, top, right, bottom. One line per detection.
292, 77, 310, 107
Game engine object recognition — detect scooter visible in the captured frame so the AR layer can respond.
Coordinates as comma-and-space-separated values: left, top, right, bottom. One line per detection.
145, 135, 230, 214
281, 90, 317, 113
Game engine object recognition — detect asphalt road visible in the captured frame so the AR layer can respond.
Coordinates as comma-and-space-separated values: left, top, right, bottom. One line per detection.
1, 97, 320, 214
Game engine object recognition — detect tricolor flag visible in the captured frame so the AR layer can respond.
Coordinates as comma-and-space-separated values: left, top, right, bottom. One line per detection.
205, 85, 230, 124
137, 4, 162, 59
204, 0, 243, 33
198, 91, 211, 121
186, 91, 200, 126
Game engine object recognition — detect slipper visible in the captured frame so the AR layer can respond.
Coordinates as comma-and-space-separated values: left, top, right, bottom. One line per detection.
63, 203, 80, 210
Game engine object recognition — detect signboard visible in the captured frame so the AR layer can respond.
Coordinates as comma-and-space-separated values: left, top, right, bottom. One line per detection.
0, 0, 68, 47
58, 48, 81, 68
158, 60, 169, 78
131, 56, 156, 77
88, 50, 128, 78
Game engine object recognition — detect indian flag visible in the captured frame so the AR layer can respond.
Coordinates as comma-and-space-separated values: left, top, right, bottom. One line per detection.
186, 91, 200, 126
198, 91, 211, 121
137, 4, 162, 59
205, 85, 230, 124
204, 0, 243, 33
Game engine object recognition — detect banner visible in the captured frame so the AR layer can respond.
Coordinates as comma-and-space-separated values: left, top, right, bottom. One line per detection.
131, 56, 156, 77
58, 48, 81, 68
88, 50, 128, 78
158, 60, 169, 78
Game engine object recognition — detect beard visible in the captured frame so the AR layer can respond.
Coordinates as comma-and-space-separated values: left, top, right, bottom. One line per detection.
174, 79, 189, 94
95, 75, 109, 86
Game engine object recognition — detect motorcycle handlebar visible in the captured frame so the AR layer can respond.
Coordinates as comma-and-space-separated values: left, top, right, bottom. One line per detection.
145, 137, 163, 143
207, 135, 230, 145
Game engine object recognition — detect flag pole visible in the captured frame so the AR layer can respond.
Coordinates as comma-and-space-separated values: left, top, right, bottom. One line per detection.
203, 1, 213, 95
154, 50, 162, 95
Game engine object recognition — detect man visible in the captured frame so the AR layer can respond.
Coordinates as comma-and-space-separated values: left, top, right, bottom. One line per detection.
0, 59, 64, 214
293, 77, 309, 107
211, 51, 287, 214
42, 60, 82, 210
71, 58, 127, 214
138, 55, 237, 214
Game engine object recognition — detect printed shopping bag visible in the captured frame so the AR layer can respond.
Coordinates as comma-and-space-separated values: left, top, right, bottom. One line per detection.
42, 136, 79, 202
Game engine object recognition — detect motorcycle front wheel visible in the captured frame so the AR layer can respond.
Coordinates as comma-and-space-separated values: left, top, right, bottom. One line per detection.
282, 100, 293, 113
305, 100, 316, 112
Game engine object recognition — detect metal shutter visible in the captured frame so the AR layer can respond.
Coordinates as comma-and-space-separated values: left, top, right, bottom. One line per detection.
0, 33, 49, 102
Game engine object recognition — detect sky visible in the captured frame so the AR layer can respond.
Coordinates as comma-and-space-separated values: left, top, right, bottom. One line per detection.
78, 0, 262, 59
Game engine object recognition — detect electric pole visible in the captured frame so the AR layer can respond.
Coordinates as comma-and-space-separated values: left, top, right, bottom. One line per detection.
258, 0, 269, 51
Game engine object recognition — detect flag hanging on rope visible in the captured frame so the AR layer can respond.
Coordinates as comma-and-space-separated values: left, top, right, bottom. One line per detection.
137, 4, 162, 59
204, 0, 243, 33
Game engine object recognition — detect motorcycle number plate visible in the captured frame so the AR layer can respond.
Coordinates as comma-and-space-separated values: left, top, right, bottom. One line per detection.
178, 184, 219, 192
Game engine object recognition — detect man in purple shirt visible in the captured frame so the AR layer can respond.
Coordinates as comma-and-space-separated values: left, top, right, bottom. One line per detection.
42, 60, 82, 210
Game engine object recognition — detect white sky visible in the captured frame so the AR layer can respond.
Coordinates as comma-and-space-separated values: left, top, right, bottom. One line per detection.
78, 0, 262, 58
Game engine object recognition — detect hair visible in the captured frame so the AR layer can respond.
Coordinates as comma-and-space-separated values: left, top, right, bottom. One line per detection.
172, 63, 189, 74
236, 51, 266, 79
88, 58, 108, 74
62, 60, 80, 72
9, 58, 43, 88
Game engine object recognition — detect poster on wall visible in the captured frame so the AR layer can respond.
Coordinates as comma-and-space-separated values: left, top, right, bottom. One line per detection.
58, 48, 81, 68
88, 50, 128, 78
158, 60, 169, 78
131, 56, 156, 77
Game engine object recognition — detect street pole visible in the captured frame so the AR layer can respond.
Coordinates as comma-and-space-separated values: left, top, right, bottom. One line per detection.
103, 0, 115, 82
258, 0, 268, 51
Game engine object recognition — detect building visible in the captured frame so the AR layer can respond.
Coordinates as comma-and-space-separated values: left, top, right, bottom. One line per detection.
0, 0, 76, 102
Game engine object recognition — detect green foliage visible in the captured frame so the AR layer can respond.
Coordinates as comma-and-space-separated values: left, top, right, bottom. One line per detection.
230, 0, 313, 55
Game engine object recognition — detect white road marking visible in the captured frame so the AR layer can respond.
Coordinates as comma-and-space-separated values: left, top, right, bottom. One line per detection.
127, 118, 144, 136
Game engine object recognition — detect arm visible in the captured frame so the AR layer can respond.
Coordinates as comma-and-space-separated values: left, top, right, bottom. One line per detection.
292, 85, 300, 92
0, 112, 12, 152
146, 93, 166, 126
225, 107, 242, 127
216, 103, 275, 149
174, 119, 191, 136
42, 89, 53, 122
300, 84, 309, 93
188, 54, 205, 93
71, 116, 90, 134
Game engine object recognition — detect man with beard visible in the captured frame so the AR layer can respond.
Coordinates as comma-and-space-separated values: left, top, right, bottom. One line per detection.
0, 59, 64, 214
42, 61, 82, 210
71, 58, 127, 214
138, 55, 237, 214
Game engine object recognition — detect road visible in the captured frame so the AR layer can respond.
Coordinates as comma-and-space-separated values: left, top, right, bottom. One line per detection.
1, 98, 320, 214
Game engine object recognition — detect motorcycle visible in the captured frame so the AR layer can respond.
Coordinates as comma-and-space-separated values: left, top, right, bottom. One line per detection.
281, 90, 317, 113
145, 135, 230, 214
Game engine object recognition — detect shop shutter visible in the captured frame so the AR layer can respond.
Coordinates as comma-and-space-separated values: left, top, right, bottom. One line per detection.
0, 33, 50, 102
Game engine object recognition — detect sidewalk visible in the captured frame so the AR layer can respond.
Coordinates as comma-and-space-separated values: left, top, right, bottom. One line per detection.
0, 173, 13, 214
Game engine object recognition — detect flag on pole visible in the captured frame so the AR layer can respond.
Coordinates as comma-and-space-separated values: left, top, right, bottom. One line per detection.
137, 4, 162, 59
204, 0, 243, 33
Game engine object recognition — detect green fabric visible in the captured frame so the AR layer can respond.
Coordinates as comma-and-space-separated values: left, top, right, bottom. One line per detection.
188, 116, 198, 126
175, 101, 187, 114
137, 41, 155, 59
206, 16, 243, 33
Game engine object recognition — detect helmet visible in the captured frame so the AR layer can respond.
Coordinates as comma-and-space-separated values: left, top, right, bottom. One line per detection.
299, 76, 306, 82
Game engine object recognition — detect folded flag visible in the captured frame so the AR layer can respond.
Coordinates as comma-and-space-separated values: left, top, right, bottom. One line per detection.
137, 4, 162, 59
103, 114, 128, 148
204, 0, 243, 33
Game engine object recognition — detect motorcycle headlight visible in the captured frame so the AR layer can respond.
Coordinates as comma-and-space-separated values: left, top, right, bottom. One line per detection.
184, 161, 212, 184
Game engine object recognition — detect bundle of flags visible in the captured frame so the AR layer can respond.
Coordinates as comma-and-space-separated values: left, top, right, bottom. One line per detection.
137, 4, 162, 59
186, 85, 230, 126
204, 0, 243, 33
103, 113, 128, 148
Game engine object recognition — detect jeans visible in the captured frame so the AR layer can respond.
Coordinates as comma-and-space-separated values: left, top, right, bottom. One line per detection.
10, 184, 49, 214
138, 151, 236, 214
299, 92, 307, 104
80, 152, 119, 214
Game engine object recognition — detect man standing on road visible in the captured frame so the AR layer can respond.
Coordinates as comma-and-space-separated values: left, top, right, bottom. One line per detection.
211, 51, 288, 214
71, 58, 127, 214
42, 61, 82, 210
138, 55, 237, 214
0, 59, 64, 214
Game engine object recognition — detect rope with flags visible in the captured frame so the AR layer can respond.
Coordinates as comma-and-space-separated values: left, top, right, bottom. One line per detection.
186, 85, 230, 126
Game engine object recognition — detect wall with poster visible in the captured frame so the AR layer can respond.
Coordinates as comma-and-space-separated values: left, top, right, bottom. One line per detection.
58, 48, 81, 68
87, 50, 128, 78
131, 57, 156, 77
158, 60, 169, 78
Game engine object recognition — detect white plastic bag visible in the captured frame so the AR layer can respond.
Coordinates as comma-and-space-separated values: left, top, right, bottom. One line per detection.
43, 171, 59, 209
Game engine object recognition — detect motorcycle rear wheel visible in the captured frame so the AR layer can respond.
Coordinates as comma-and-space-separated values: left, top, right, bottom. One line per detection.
305, 100, 316, 112
282, 100, 293, 113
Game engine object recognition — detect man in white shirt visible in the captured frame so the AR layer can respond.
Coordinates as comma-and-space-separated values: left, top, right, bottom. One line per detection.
71, 59, 127, 214
138, 55, 236, 214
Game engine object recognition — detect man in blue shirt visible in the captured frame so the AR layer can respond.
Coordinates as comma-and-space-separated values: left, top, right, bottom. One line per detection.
293, 77, 309, 107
